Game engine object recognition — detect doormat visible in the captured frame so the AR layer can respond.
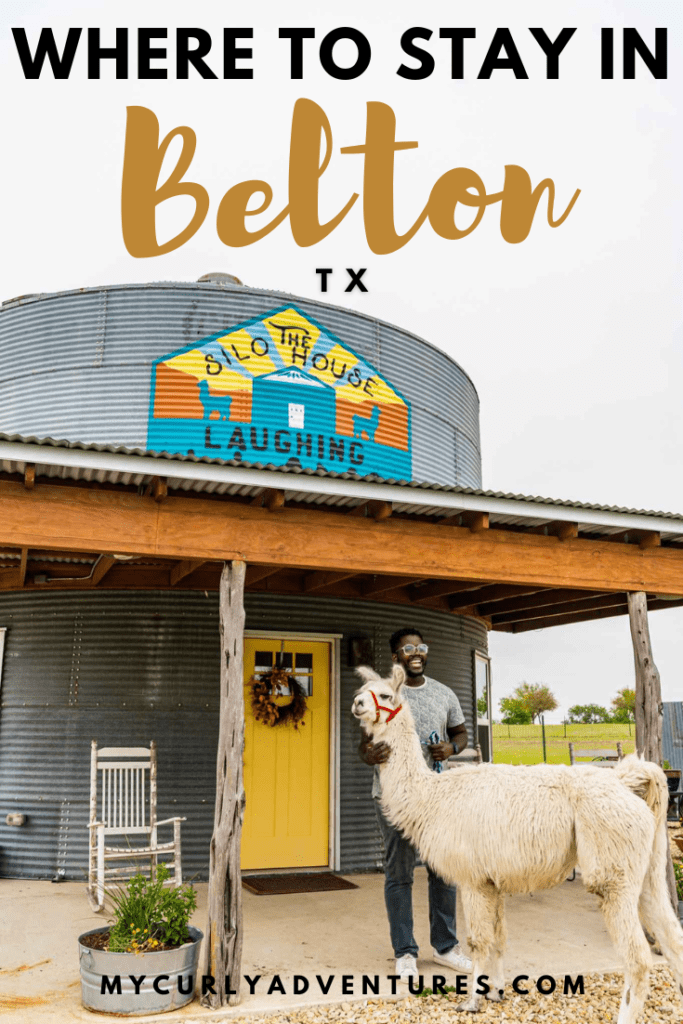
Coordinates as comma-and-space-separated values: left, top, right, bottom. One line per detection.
242, 873, 359, 895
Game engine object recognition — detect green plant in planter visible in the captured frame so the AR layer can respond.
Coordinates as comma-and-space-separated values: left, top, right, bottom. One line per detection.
663, 760, 672, 770
674, 861, 683, 903
107, 863, 197, 953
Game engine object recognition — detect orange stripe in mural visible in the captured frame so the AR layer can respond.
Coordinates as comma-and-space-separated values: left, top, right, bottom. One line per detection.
154, 364, 252, 422
335, 399, 409, 452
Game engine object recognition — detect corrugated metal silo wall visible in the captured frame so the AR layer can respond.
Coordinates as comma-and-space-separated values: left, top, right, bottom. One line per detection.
0, 591, 485, 879
0, 284, 481, 487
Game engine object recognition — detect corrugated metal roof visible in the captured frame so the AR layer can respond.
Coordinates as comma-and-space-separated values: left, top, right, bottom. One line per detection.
2, 432, 683, 540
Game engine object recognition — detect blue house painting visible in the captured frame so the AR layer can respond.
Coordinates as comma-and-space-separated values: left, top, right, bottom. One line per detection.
252, 367, 336, 437
147, 306, 412, 479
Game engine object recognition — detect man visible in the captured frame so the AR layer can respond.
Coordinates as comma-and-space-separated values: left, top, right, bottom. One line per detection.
358, 627, 472, 982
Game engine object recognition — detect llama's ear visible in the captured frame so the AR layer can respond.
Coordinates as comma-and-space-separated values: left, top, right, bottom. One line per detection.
355, 665, 380, 685
391, 664, 406, 693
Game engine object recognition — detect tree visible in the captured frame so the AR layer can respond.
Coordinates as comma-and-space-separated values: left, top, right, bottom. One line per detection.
499, 682, 559, 725
499, 696, 532, 725
610, 687, 635, 723
568, 703, 610, 724
477, 692, 488, 718
513, 681, 558, 724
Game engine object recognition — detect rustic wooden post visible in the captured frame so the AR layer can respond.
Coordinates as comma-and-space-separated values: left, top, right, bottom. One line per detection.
150, 740, 158, 881
201, 560, 246, 1008
627, 591, 677, 910
88, 739, 98, 909
628, 592, 662, 762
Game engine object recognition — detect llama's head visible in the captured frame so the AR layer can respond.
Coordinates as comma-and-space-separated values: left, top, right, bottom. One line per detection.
351, 664, 406, 739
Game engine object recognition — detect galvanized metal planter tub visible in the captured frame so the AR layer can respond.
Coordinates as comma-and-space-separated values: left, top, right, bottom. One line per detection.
78, 925, 203, 1015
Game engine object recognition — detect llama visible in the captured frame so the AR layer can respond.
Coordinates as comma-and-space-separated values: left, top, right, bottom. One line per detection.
352, 665, 683, 1024
352, 405, 380, 441
198, 379, 232, 421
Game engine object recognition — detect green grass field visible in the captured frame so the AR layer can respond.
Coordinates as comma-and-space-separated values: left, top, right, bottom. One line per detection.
491, 723, 635, 765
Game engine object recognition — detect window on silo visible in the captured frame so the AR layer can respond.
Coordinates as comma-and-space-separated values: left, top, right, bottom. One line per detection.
288, 403, 305, 428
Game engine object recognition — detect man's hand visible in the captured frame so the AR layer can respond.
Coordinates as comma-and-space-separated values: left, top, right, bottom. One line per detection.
359, 736, 392, 765
428, 740, 456, 762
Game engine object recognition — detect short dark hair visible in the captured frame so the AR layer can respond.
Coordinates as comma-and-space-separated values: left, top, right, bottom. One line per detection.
389, 626, 425, 653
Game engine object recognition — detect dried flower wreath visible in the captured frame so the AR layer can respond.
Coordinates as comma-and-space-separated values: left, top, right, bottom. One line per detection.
250, 665, 307, 728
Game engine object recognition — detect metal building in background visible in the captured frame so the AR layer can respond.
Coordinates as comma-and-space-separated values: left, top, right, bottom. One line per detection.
663, 701, 683, 772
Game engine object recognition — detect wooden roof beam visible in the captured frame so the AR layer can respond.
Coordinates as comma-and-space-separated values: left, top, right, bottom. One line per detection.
449, 583, 549, 610
644, 596, 683, 612
4, 478, 683, 597
507, 602, 629, 633
371, 500, 393, 521
92, 555, 117, 586
170, 558, 207, 586
29, 554, 118, 587
529, 520, 579, 541
438, 510, 489, 531
245, 565, 282, 586
605, 529, 661, 548
478, 587, 607, 617
505, 594, 683, 633
362, 574, 426, 597
18, 547, 28, 587
303, 570, 359, 592
493, 593, 627, 626
265, 489, 286, 512
348, 500, 393, 521
144, 476, 168, 502
250, 488, 286, 512
408, 579, 487, 604
462, 510, 488, 532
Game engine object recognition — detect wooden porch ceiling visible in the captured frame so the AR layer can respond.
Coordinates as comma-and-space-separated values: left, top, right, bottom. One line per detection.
1, 474, 683, 632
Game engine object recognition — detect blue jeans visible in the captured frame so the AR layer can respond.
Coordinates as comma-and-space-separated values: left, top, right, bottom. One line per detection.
375, 800, 458, 958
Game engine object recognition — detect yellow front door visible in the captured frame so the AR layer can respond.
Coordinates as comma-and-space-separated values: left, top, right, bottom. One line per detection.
242, 638, 330, 870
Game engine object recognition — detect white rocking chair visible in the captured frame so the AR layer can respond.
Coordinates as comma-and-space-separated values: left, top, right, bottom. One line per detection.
87, 740, 185, 913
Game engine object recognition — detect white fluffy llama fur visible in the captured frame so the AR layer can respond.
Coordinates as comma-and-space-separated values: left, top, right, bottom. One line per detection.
352, 664, 683, 1024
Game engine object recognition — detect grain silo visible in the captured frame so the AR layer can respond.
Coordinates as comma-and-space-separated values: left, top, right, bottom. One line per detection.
0, 272, 487, 880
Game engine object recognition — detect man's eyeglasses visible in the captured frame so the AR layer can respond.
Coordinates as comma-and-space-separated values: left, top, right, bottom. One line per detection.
399, 643, 429, 656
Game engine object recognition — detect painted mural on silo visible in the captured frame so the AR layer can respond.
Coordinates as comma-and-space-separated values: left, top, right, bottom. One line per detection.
147, 306, 412, 478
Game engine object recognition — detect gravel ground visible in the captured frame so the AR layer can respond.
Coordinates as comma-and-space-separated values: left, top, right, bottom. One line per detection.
184, 826, 683, 1024
184, 964, 682, 1024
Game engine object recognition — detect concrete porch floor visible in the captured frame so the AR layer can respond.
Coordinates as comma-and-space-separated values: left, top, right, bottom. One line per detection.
0, 871, 650, 1023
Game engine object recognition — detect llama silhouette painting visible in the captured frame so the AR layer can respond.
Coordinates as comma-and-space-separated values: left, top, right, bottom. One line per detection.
353, 405, 380, 441
198, 379, 233, 421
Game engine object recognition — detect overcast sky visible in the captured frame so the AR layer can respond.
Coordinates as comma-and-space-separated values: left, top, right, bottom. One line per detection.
1, 0, 681, 721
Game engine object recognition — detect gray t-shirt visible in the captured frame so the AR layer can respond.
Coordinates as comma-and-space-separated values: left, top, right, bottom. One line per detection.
371, 675, 465, 798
